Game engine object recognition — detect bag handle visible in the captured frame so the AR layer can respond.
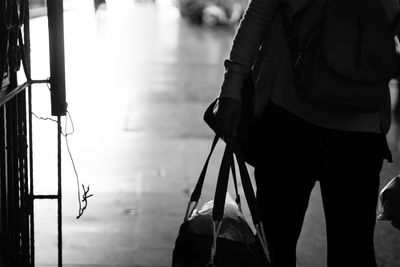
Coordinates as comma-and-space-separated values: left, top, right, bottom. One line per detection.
183, 134, 271, 262
184, 135, 241, 221
233, 144, 271, 261
231, 155, 242, 211
208, 140, 261, 223
189, 135, 219, 203
211, 142, 234, 221
210, 140, 271, 262
233, 144, 261, 224
210, 141, 262, 225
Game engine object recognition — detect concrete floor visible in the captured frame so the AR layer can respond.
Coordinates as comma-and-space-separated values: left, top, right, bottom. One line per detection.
26, 0, 400, 266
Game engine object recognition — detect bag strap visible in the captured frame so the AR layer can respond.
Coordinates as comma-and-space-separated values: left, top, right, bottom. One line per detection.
209, 139, 259, 222
189, 135, 219, 203
232, 145, 261, 224
211, 141, 271, 261
230, 156, 242, 211
207, 139, 263, 226
184, 135, 241, 220
211, 142, 233, 221
184, 136, 271, 260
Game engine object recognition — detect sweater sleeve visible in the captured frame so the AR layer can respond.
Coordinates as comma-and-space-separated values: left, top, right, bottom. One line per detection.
219, 0, 282, 100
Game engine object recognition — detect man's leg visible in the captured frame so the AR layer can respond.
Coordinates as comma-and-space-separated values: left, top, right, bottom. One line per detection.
320, 130, 383, 267
254, 102, 321, 266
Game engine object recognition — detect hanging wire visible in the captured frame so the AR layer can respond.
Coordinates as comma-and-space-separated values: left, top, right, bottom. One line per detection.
63, 110, 93, 219
44, 81, 93, 218
31, 108, 93, 219
31, 112, 58, 123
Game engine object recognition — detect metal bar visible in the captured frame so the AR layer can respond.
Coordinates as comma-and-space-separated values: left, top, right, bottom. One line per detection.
23, 5, 32, 263
6, 98, 17, 266
8, 23, 21, 262
0, 79, 50, 108
16, 93, 23, 264
0, 82, 30, 107
17, 90, 29, 267
57, 116, 62, 267
47, 0, 67, 116
33, 195, 59, 200
16, 99, 25, 267
28, 86, 34, 267
23, 14, 37, 262
30, 79, 50, 84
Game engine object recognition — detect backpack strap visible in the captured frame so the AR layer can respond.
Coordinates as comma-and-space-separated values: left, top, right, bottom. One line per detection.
280, 7, 299, 66
280, 0, 322, 66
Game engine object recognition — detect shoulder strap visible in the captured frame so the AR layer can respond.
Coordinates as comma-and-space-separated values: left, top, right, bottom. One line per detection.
280, 6, 299, 64
280, 0, 322, 65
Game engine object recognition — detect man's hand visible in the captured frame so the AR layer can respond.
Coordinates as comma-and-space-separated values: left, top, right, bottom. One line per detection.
214, 97, 242, 141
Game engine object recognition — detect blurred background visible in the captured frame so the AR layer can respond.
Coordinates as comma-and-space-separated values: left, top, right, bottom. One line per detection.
21, 0, 400, 266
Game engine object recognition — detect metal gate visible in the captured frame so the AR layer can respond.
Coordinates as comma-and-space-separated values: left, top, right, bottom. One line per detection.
0, 0, 66, 266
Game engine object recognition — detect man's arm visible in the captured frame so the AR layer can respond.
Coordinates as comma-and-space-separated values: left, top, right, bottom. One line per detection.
220, 0, 282, 100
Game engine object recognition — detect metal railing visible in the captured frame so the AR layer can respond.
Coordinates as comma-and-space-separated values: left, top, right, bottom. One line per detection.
0, 0, 66, 266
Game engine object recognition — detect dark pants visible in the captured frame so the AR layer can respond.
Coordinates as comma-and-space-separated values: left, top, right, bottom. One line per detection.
254, 102, 384, 267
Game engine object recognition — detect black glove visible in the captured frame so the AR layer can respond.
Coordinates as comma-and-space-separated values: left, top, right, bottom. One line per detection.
214, 97, 242, 142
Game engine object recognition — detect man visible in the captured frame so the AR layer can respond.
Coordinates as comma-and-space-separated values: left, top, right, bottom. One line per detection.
214, 0, 400, 265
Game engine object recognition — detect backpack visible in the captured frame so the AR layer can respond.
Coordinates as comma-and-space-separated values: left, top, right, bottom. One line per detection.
281, 0, 399, 112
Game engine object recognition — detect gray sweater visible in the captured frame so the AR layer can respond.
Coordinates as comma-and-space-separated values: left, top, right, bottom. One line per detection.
219, 0, 399, 134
